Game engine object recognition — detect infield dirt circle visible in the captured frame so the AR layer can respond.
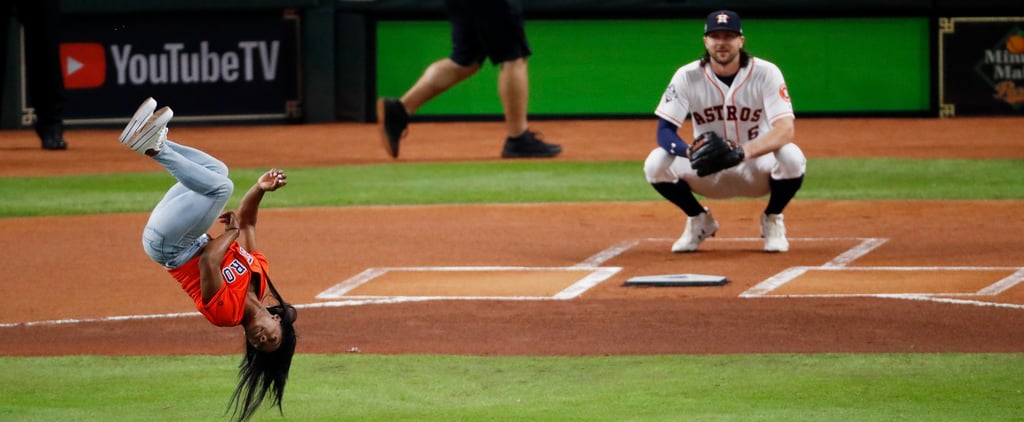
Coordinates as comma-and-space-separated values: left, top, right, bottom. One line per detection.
2, 117, 1024, 356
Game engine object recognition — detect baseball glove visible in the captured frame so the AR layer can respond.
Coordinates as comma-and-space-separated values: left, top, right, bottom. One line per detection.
688, 131, 745, 177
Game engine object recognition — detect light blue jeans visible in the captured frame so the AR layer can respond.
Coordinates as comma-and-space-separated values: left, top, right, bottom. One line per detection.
142, 141, 234, 269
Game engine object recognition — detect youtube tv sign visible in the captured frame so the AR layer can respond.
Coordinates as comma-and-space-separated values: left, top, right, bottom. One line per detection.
53, 11, 299, 124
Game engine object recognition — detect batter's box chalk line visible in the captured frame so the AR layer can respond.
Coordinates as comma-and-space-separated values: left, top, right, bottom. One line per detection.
315, 266, 622, 301
740, 266, 1024, 310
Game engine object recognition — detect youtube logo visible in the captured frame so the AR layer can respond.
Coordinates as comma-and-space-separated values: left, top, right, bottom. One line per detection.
60, 43, 106, 89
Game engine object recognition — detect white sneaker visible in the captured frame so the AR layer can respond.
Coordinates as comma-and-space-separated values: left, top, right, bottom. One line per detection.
671, 207, 719, 252
125, 106, 173, 155
761, 213, 789, 252
119, 97, 157, 144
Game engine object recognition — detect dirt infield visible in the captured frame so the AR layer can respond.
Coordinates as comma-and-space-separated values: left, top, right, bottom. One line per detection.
2, 116, 1023, 356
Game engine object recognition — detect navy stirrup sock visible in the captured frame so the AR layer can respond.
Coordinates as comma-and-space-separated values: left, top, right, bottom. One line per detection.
765, 175, 804, 215
652, 182, 706, 217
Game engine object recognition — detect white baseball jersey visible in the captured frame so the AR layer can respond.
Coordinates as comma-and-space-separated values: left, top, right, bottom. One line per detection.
655, 57, 793, 144
645, 56, 804, 198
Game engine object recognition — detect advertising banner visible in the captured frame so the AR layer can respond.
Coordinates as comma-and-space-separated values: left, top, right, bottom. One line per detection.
23, 10, 301, 126
938, 17, 1024, 117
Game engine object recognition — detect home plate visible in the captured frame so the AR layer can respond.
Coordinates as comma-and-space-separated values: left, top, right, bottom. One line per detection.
623, 274, 729, 287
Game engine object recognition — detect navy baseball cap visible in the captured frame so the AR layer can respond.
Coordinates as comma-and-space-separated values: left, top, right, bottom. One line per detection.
704, 10, 742, 35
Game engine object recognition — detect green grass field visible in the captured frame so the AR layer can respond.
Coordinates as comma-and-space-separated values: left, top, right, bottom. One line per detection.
0, 158, 1022, 217
3, 354, 1024, 421
2, 158, 1023, 421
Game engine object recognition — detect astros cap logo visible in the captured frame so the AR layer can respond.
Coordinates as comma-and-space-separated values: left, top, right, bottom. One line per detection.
60, 43, 106, 89
704, 10, 743, 35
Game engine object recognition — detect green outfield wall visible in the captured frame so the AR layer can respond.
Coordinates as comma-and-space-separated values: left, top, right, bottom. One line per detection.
377, 18, 931, 117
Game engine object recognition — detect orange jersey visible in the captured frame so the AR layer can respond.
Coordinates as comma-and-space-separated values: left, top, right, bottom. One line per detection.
168, 241, 270, 327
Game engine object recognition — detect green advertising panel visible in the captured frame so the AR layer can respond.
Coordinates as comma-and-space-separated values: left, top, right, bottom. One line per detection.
377, 18, 930, 116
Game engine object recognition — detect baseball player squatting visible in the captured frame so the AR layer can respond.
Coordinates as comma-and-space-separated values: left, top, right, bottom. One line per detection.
644, 10, 806, 253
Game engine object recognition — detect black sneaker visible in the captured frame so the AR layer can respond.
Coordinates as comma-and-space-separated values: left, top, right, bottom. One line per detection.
376, 97, 408, 158
501, 130, 562, 158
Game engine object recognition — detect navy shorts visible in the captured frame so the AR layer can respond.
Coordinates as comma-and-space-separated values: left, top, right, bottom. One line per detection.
445, 0, 532, 66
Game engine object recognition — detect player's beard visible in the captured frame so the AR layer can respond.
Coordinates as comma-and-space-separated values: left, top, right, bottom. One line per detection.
710, 49, 739, 66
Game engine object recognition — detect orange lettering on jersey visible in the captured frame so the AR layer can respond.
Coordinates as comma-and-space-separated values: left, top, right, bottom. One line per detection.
779, 84, 791, 102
